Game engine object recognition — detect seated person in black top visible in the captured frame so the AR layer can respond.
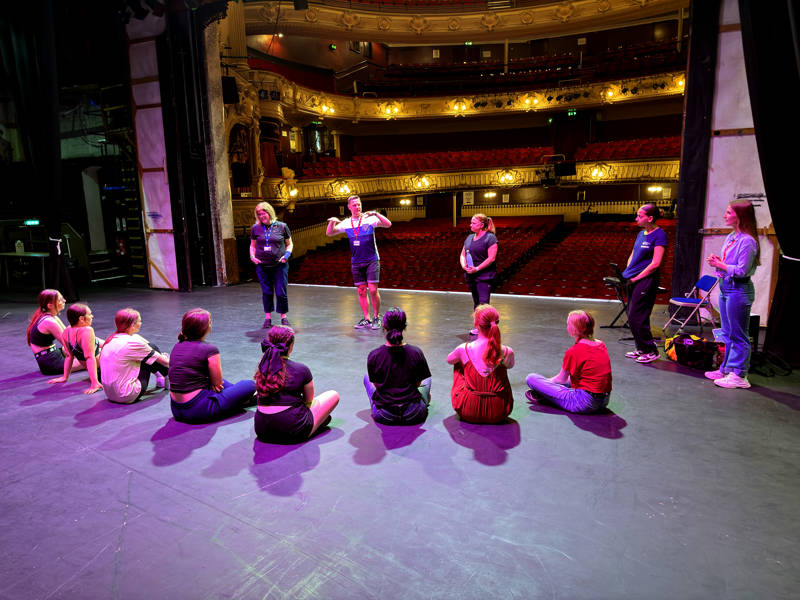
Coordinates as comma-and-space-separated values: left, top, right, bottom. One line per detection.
254, 326, 339, 443
364, 307, 432, 425
27, 288, 83, 376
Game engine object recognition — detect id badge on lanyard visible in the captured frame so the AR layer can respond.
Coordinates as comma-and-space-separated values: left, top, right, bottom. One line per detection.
264, 222, 276, 252
351, 214, 363, 246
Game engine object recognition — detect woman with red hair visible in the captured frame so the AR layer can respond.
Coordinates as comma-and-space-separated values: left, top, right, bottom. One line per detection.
446, 304, 515, 423
27, 289, 70, 375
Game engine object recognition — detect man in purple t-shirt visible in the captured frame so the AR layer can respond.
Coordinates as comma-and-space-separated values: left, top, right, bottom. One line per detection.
326, 195, 392, 330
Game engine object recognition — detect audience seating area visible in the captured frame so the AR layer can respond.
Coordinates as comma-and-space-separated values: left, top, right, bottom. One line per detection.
361, 40, 685, 97
301, 146, 555, 179
574, 136, 681, 161
301, 137, 679, 180
499, 220, 675, 299
291, 216, 674, 301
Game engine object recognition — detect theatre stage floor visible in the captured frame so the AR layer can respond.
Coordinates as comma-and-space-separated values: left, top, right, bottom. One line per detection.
1, 283, 798, 600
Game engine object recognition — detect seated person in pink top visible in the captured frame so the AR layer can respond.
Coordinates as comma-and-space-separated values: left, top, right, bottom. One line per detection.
526, 310, 612, 414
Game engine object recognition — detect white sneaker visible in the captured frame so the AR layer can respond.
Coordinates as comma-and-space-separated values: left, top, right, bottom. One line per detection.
704, 369, 725, 380
635, 352, 660, 364
625, 350, 644, 359
714, 372, 751, 389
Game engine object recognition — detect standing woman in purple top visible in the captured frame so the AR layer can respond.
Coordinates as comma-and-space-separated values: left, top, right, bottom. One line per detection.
704, 200, 760, 389
169, 308, 256, 423
460, 214, 498, 335
250, 202, 293, 329
622, 204, 667, 364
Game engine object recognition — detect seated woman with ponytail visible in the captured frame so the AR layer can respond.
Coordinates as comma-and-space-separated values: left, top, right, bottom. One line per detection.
27, 289, 71, 375
525, 310, 612, 414
364, 307, 432, 425
254, 326, 339, 443
100, 308, 170, 404
48, 303, 103, 394
446, 304, 515, 424
169, 308, 256, 423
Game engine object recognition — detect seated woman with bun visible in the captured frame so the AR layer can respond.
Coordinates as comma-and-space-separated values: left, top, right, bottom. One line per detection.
48, 303, 103, 394
100, 308, 170, 404
27, 289, 72, 375
254, 325, 339, 442
169, 308, 256, 423
446, 304, 515, 424
364, 307, 432, 425
525, 310, 612, 414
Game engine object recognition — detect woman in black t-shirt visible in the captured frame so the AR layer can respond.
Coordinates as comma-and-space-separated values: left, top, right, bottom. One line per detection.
460, 214, 498, 334
254, 326, 339, 443
365, 307, 432, 425
250, 202, 293, 329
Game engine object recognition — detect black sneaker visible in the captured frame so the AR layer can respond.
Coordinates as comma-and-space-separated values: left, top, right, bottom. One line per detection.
262, 317, 272, 329
281, 316, 292, 327
354, 318, 371, 329
371, 315, 382, 330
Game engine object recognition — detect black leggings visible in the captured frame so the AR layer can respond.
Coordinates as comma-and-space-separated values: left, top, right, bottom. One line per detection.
135, 343, 169, 400
627, 274, 660, 353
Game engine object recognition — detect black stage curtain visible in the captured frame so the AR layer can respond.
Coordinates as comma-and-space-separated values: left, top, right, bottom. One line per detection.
739, 0, 800, 367
673, 0, 720, 299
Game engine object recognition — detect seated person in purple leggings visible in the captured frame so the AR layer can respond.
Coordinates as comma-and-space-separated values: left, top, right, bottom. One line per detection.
254, 325, 339, 443
364, 307, 432, 425
168, 308, 256, 423
526, 310, 612, 414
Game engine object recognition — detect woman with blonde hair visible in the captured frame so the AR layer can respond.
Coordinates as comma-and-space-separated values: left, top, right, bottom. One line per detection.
169, 308, 256, 423
48, 303, 103, 394
459, 214, 498, 334
250, 201, 293, 329
254, 325, 339, 442
100, 308, 170, 404
525, 310, 612, 414
704, 200, 760, 389
27, 289, 72, 375
446, 304, 515, 423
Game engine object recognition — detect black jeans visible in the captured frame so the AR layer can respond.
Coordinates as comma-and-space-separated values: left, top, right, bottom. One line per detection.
626, 274, 659, 353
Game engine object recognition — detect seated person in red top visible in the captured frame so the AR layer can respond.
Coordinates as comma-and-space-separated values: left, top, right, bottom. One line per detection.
364, 307, 432, 425
446, 304, 515, 424
254, 325, 339, 443
525, 310, 612, 414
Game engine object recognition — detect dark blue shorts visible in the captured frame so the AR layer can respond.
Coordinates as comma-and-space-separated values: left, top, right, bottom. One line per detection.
352, 260, 380, 286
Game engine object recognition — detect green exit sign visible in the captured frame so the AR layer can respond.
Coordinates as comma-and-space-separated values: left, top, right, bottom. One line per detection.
24, 219, 40, 226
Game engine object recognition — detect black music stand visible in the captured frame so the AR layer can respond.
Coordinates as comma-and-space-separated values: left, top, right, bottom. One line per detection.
601, 263, 628, 329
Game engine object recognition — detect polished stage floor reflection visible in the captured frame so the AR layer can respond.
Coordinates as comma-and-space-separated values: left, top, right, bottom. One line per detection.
1, 283, 798, 599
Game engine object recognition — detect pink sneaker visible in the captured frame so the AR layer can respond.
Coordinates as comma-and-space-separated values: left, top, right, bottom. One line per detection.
704, 369, 725, 380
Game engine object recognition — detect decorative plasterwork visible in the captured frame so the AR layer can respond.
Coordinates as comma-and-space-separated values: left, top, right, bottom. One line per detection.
249, 159, 679, 206
248, 69, 685, 123
244, 0, 689, 44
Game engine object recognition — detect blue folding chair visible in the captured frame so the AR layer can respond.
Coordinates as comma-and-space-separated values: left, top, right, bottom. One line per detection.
663, 274, 718, 332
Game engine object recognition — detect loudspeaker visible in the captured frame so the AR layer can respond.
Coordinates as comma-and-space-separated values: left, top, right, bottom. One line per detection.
221, 76, 239, 104
554, 161, 577, 177
293, 0, 308, 9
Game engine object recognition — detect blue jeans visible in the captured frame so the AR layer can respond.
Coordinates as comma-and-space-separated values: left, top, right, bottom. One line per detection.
256, 262, 289, 314
170, 379, 256, 424
363, 374, 431, 425
718, 278, 754, 376
526, 373, 609, 414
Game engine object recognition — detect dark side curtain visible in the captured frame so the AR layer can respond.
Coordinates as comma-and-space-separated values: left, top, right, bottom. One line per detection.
739, 0, 800, 367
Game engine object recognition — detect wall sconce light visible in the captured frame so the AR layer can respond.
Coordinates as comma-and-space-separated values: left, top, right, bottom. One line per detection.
452, 98, 468, 116
379, 100, 401, 119
330, 179, 352, 197
590, 163, 612, 179
279, 180, 299, 199
483, 191, 497, 199
521, 95, 539, 110
647, 185, 663, 193
411, 174, 433, 190
496, 169, 517, 185
399, 198, 412, 206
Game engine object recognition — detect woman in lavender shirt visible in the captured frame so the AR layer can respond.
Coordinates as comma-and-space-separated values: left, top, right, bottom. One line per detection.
705, 200, 760, 389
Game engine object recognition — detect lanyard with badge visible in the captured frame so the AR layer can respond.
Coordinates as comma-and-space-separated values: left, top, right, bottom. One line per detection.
263, 221, 276, 252
722, 234, 736, 262
351, 214, 363, 246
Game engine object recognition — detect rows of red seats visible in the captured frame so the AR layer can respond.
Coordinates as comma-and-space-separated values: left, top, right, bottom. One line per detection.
573, 137, 681, 161
302, 146, 554, 179
498, 220, 676, 299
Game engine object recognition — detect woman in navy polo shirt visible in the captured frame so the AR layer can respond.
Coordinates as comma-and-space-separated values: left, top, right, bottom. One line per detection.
622, 204, 667, 364
460, 214, 498, 335
250, 202, 293, 329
